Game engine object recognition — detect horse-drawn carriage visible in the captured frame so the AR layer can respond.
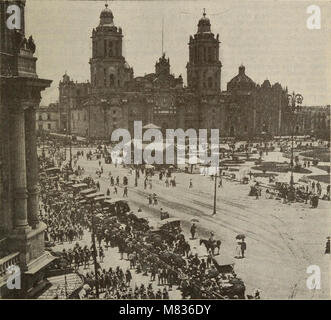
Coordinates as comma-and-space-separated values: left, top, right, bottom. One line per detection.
127, 211, 150, 231
103, 198, 131, 219
71, 183, 88, 195
146, 218, 182, 245
159, 218, 181, 235
45, 167, 61, 177
160, 210, 170, 220
212, 255, 235, 274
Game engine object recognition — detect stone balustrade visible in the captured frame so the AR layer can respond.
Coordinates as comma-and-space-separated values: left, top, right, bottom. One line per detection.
0, 252, 20, 278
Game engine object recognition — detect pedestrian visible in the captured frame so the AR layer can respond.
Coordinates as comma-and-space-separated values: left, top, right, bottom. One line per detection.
190, 223, 197, 239
189, 179, 193, 188
123, 186, 128, 197
325, 237, 330, 254
114, 186, 117, 194
153, 193, 158, 205
99, 246, 104, 263
125, 269, 132, 286
148, 194, 153, 206
240, 239, 246, 258
150, 264, 156, 281
235, 240, 241, 259
106, 188, 110, 196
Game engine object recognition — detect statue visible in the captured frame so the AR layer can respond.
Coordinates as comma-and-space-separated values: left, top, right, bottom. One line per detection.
13, 29, 24, 50
27, 36, 36, 53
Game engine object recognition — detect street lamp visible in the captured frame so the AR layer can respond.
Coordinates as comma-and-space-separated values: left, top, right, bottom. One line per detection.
261, 123, 268, 157
287, 91, 303, 187
135, 163, 138, 187
212, 169, 217, 216
90, 199, 100, 298
212, 166, 222, 216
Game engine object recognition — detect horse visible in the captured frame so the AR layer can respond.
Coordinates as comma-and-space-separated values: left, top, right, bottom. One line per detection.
176, 240, 191, 257
200, 239, 221, 255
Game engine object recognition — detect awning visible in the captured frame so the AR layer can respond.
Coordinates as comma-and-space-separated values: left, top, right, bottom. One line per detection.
72, 183, 88, 189
25, 252, 57, 275
94, 196, 111, 202
85, 192, 104, 199
104, 198, 127, 204
80, 188, 97, 195
213, 255, 235, 267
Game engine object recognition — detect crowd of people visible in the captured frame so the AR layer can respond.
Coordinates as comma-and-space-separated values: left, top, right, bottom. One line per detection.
39, 149, 246, 299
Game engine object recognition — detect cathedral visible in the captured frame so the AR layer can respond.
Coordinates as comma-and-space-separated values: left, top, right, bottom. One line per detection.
56, 4, 329, 140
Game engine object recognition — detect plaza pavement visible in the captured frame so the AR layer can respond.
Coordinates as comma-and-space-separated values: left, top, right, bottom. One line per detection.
58, 149, 330, 299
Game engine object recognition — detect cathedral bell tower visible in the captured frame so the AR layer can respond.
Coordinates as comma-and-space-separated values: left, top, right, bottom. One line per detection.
89, 4, 133, 93
186, 10, 222, 94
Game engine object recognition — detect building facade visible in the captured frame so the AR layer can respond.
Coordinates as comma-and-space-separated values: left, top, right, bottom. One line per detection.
54, 5, 329, 141
36, 103, 60, 132
0, 0, 54, 298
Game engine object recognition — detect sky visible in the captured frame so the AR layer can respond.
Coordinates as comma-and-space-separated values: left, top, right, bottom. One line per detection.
24, 0, 331, 106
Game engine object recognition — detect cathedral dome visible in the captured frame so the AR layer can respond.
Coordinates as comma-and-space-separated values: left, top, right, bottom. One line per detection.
197, 11, 211, 33
99, 4, 114, 26
227, 65, 255, 92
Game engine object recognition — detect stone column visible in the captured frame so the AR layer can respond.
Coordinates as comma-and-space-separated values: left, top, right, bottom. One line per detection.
10, 106, 30, 232
25, 105, 39, 228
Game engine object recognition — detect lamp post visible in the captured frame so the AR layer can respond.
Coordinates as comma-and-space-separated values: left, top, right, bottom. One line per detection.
90, 199, 100, 298
63, 128, 67, 161
69, 134, 72, 171
261, 123, 268, 158
135, 163, 138, 187
287, 91, 303, 187
42, 128, 45, 158
212, 168, 217, 216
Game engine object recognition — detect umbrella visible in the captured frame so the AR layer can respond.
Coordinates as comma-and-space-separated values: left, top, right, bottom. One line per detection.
191, 218, 199, 223
236, 234, 245, 240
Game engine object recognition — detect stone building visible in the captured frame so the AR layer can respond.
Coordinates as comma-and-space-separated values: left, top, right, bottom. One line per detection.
36, 103, 60, 132
0, 0, 54, 298
56, 5, 329, 141
282, 105, 330, 139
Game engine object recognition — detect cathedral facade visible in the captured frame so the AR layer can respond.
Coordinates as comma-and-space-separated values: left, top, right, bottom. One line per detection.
57, 5, 329, 141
